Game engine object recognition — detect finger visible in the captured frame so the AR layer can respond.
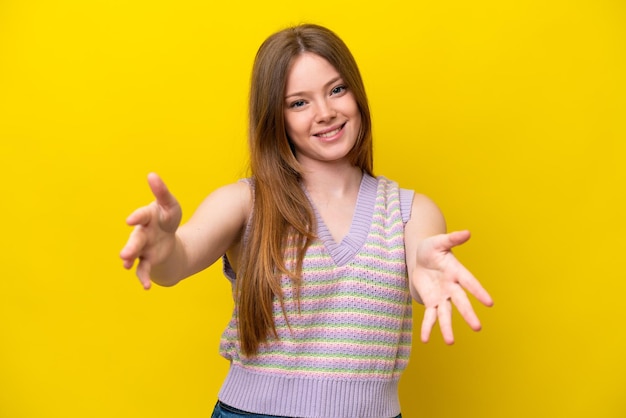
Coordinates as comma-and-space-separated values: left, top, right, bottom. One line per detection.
147, 173, 178, 210
442, 230, 471, 251
437, 299, 455, 345
121, 255, 135, 270
136, 258, 152, 290
125, 206, 154, 227
428, 230, 471, 253
119, 227, 148, 266
455, 264, 494, 307
421, 307, 438, 343
447, 230, 471, 246
450, 288, 482, 331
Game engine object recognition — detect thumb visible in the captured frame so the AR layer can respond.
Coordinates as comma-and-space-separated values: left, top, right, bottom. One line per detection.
432, 230, 471, 252
147, 173, 178, 210
447, 230, 471, 246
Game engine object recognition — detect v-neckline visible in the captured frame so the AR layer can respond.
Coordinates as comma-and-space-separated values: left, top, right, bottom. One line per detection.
305, 174, 378, 266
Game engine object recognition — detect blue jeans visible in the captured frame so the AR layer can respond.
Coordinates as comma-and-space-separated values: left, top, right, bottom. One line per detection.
211, 401, 286, 417
211, 401, 402, 418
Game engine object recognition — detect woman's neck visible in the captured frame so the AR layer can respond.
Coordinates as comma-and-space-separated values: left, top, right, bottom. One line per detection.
300, 163, 363, 200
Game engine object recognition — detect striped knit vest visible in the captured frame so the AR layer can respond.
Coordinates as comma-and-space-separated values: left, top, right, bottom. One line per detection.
218, 174, 413, 418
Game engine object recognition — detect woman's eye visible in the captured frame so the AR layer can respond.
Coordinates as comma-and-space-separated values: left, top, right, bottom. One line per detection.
331, 85, 347, 95
290, 100, 306, 108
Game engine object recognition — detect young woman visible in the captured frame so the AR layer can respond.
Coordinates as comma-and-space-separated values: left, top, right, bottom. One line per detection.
120, 24, 493, 418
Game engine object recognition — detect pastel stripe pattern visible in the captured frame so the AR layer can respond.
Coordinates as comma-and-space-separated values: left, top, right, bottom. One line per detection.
218, 175, 414, 418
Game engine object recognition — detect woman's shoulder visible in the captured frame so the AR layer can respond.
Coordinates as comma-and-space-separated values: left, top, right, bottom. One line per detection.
405, 192, 446, 235
214, 180, 253, 213
189, 180, 254, 229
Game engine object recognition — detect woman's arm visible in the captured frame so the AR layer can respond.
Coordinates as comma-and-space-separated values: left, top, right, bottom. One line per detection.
404, 193, 494, 344
120, 173, 252, 289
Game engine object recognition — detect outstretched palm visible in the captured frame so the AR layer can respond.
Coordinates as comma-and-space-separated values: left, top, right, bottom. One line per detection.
120, 173, 182, 289
410, 230, 493, 344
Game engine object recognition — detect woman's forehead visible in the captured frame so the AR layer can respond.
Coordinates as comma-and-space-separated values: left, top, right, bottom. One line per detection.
285, 53, 341, 94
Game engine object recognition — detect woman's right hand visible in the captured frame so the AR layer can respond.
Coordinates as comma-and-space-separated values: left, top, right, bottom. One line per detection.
120, 173, 182, 289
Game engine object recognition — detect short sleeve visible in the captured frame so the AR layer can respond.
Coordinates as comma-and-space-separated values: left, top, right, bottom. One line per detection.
399, 188, 414, 224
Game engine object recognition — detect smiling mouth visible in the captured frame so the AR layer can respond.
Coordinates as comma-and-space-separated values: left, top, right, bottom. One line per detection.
314, 123, 346, 138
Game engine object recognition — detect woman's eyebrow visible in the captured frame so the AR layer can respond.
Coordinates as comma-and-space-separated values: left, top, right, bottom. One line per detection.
285, 76, 343, 99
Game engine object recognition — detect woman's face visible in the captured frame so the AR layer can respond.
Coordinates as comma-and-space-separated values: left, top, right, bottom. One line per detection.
283, 52, 361, 168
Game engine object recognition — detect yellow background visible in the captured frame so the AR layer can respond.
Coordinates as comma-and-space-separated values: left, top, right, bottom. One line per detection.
1, 0, 625, 417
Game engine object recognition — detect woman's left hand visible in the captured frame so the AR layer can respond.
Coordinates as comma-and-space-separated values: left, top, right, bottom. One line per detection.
409, 230, 494, 344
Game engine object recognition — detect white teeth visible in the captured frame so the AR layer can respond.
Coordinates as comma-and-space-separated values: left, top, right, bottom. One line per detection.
317, 127, 341, 138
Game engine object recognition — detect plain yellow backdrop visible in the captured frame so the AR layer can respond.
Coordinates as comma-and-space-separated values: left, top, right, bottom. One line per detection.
1, 0, 624, 417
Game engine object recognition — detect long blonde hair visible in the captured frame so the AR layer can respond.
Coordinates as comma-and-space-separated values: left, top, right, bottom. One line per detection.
236, 24, 374, 356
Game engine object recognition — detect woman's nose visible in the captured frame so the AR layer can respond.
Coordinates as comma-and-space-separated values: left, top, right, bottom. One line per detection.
315, 99, 337, 123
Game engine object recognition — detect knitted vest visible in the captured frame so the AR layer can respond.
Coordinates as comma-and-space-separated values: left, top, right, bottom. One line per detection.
219, 174, 414, 418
